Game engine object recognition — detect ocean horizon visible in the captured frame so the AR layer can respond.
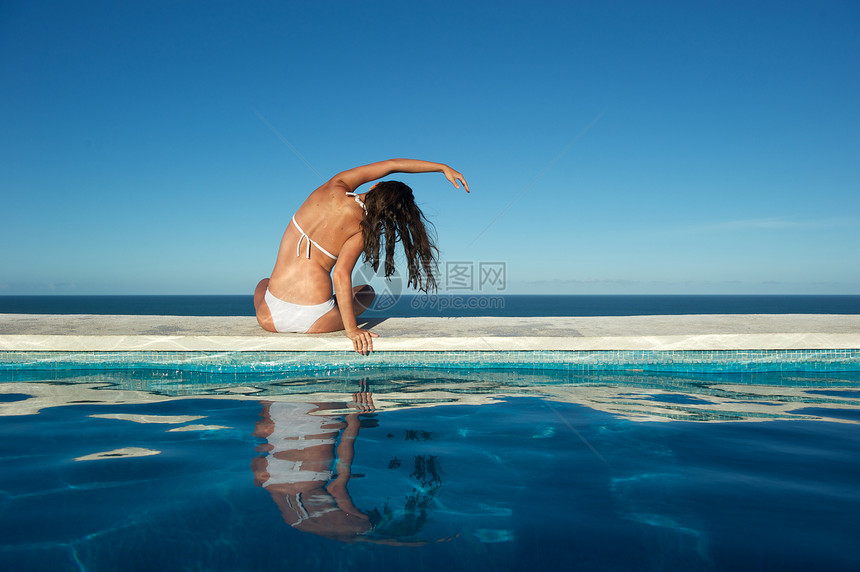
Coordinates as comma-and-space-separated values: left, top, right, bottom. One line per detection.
1, 294, 859, 317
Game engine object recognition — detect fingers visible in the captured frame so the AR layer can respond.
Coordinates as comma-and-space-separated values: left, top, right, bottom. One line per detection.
353, 336, 368, 355
351, 329, 376, 354
351, 391, 375, 411
447, 168, 469, 193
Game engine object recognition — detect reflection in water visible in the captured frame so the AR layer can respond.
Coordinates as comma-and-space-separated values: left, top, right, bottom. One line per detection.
3, 368, 859, 425
251, 393, 445, 545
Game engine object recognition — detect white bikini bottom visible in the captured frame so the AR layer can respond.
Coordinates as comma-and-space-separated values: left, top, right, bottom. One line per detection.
262, 403, 337, 488
265, 288, 335, 333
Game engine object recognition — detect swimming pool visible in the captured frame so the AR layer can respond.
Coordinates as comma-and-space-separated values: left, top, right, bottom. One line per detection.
1, 359, 859, 570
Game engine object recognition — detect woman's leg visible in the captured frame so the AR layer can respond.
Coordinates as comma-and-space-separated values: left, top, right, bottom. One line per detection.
352, 284, 376, 315
306, 285, 375, 334
254, 278, 277, 332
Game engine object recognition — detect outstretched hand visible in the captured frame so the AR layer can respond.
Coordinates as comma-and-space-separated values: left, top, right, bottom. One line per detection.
443, 165, 470, 193
347, 328, 378, 355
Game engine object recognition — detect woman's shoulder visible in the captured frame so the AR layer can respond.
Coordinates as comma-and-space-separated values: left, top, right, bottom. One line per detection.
307, 178, 351, 200
297, 180, 362, 221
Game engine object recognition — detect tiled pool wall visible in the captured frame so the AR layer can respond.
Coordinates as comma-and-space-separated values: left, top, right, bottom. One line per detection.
1, 349, 859, 374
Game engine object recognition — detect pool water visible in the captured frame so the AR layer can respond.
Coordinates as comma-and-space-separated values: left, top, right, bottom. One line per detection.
1, 369, 859, 571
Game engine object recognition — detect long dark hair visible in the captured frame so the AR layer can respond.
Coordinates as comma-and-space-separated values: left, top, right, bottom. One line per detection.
360, 181, 438, 292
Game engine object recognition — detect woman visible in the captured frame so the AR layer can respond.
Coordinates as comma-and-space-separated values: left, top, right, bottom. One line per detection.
254, 159, 469, 354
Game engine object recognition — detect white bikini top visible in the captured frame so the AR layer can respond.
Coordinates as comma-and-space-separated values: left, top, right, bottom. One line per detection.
292, 192, 366, 260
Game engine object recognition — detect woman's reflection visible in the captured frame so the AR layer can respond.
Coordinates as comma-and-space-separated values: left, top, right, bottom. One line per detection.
252, 391, 443, 544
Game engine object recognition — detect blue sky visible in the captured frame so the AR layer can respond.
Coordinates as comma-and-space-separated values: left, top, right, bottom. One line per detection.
2, 0, 858, 295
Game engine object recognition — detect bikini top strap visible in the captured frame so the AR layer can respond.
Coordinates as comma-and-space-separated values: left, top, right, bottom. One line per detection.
291, 216, 337, 260
345, 192, 367, 214
291, 216, 311, 258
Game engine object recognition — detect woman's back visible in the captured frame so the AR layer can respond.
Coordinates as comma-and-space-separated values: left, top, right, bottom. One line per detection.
268, 181, 364, 305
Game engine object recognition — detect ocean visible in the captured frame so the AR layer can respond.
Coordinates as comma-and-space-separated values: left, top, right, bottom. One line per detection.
1, 295, 859, 316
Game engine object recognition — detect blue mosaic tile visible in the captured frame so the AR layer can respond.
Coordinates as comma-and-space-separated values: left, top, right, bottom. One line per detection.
0, 349, 858, 374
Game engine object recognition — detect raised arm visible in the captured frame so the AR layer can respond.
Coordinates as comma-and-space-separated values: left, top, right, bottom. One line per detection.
333, 159, 469, 193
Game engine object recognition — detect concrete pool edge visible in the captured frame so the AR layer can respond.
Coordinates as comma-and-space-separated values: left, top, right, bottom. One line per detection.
1, 314, 859, 352
2, 332, 860, 352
